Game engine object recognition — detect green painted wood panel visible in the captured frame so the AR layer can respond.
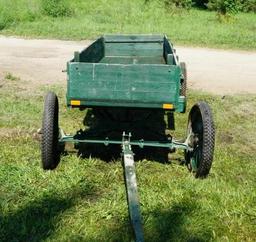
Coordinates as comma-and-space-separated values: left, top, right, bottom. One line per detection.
67, 63, 180, 108
104, 34, 164, 43
105, 42, 163, 57
100, 56, 166, 64
78, 38, 104, 63
66, 34, 186, 111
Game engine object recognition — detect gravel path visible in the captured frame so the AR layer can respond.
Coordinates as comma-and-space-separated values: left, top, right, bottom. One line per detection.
0, 36, 255, 94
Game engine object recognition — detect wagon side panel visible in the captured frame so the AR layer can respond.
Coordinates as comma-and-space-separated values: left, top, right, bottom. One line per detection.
67, 63, 181, 109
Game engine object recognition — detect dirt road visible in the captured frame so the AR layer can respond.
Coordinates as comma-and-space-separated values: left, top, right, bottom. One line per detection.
0, 36, 255, 94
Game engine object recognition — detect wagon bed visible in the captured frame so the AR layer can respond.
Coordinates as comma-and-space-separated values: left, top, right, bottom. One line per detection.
67, 34, 185, 112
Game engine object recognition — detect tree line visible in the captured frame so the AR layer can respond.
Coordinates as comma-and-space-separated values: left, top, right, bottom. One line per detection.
151, 0, 256, 14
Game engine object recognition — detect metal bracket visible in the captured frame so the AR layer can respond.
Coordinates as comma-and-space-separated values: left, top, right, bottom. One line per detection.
121, 132, 144, 242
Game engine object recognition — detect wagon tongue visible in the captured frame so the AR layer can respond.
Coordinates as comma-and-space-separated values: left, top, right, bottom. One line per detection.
122, 132, 144, 242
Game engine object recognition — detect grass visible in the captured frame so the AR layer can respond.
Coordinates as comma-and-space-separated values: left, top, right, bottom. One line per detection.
0, 0, 256, 50
4, 73, 20, 81
0, 74, 255, 241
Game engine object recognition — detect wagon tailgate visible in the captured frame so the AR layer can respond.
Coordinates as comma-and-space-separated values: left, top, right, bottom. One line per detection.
67, 63, 180, 109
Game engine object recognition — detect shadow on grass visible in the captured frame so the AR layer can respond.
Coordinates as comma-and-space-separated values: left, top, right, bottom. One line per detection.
77, 108, 170, 163
0, 180, 97, 242
83, 193, 212, 242
145, 198, 212, 242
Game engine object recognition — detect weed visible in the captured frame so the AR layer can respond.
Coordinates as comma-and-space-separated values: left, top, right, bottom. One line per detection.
5, 73, 20, 81
41, 0, 73, 18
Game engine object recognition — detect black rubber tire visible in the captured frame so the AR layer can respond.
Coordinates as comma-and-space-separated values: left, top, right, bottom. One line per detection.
180, 62, 187, 97
185, 101, 215, 178
41, 91, 60, 170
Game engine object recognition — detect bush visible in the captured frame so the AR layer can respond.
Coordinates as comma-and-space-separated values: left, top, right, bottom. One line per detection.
0, 8, 12, 30
164, 0, 193, 9
41, 0, 73, 17
192, 0, 208, 8
207, 0, 240, 15
168, 0, 193, 9
239, 0, 256, 12
0, 1, 37, 30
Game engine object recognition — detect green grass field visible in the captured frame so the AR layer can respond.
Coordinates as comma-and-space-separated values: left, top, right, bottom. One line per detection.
0, 0, 256, 50
0, 75, 255, 241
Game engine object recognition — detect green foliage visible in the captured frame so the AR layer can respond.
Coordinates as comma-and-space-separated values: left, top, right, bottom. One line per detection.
192, 0, 209, 8
164, 0, 193, 9
5, 73, 20, 81
205, 0, 256, 13
0, 0, 37, 30
0, 6, 12, 30
239, 0, 256, 12
0, 0, 76, 31
207, 0, 240, 15
149, 0, 256, 14
192, 0, 256, 12
0, 0, 255, 50
41, 0, 73, 17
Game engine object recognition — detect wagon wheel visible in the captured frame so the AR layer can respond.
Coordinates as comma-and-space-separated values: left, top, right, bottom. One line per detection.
180, 62, 187, 97
185, 101, 215, 178
41, 91, 61, 170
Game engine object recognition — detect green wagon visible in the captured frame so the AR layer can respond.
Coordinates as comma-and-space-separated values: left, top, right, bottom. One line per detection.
41, 34, 215, 242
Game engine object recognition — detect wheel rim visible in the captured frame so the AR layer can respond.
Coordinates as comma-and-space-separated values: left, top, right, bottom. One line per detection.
191, 146, 201, 172
186, 107, 203, 172
185, 102, 215, 178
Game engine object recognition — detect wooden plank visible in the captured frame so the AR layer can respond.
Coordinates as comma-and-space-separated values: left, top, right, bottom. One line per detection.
163, 36, 173, 55
163, 37, 179, 66
105, 42, 163, 57
104, 34, 164, 43
100, 56, 166, 64
79, 37, 104, 63
67, 63, 180, 107
74, 51, 80, 62
167, 54, 174, 65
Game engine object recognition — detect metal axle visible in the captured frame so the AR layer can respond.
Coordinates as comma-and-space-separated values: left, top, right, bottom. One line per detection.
58, 129, 192, 151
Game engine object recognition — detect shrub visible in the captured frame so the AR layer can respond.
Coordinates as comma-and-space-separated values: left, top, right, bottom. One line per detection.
0, 6, 11, 30
207, 0, 240, 15
41, 0, 73, 17
0, 2, 36, 30
196, 0, 256, 13
165, 0, 193, 9
239, 0, 256, 12
192, 0, 209, 8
